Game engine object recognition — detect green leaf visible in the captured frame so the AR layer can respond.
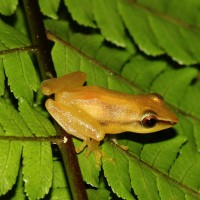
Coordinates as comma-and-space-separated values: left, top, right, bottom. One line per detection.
117, 0, 163, 56
149, 16, 200, 65
69, 33, 104, 58
0, 98, 32, 136
0, 141, 22, 196
49, 188, 71, 200
129, 161, 159, 199
3, 52, 38, 103
74, 139, 100, 187
52, 161, 68, 188
51, 42, 81, 77
39, 0, 60, 19
64, 0, 96, 28
23, 142, 53, 200
140, 136, 187, 173
49, 161, 71, 199
93, 0, 126, 47
0, 20, 34, 102
0, 0, 18, 16
19, 99, 57, 137
118, 0, 200, 65
170, 145, 200, 191
102, 142, 134, 200
0, 20, 30, 48
87, 189, 110, 200
9, 169, 26, 200
151, 68, 198, 105
122, 55, 167, 91
95, 45, 132, 72
179, 82, 200, 119
44, 19, 70, 40
157, 177, 192, 200
0, 59, 5, 95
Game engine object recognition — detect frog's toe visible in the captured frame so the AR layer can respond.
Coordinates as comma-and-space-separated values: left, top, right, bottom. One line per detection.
76, 140, 88, 153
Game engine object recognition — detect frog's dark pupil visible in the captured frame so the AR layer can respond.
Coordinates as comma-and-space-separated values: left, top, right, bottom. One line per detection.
146, 118, 157, 127
142, 115, 157, 128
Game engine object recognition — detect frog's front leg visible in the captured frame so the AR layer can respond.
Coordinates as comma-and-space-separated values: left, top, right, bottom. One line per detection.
45, 99, 105, 161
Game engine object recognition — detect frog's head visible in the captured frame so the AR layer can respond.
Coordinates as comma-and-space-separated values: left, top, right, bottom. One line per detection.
130, 93, 178, 133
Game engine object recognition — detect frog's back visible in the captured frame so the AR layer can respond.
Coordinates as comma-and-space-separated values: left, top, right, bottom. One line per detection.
55, 86, 137, 130
56, 86, 135, 108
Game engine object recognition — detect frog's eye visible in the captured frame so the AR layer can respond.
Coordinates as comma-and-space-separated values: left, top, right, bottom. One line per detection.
142, 115, 158, 128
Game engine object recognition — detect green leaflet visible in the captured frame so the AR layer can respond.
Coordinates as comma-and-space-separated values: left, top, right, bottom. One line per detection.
93, 0, 126, 47
0, 59, 5, 96
64, 0, 96, 28
151, 68, 198, 105
23, 142, 53, 200
0, 141, 22, 196
0, 0, 18, 15
44, 19, 70, 40
157, 177, 193, 200
0, 20, 30, 48
140, 136, 187, 173
0, 20, 38, 103
87, 189, 110, 200
49, 188, 71, 200
0, 98, 32, 137
38, 0, 60, 19
130, 161, 159, 199
49, 161, 71, 199
52, 161, 68, 189
9, 169, 26, 200
122, 55, 168, 91
0, 98, 56, 198
63, 0, 200, 65
102, 142, 134, 200
3, 52, 38, 103
69, 33, 104, 58
74, 139, 100, 187
19, 99, 57, 137
170, 145, 200, 191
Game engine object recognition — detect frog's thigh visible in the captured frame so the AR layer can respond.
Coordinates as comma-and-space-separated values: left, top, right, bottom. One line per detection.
45, 99, 105, 141
41, 71, 87, 95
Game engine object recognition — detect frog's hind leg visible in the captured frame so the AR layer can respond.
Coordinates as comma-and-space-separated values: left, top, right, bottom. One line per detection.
41, 71, 87, 95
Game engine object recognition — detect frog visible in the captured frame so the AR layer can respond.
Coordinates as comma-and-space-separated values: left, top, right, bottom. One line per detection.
41, 71, 178, 162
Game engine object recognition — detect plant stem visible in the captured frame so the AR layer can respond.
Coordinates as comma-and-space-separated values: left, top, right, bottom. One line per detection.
59, 128, 88, 200
23, 0, 55, 79
22, 0, 88, 199
0, 135, 62, 143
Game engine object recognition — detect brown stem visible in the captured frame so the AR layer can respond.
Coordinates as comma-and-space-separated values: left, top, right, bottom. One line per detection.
22, 0, 55, 79
0, 135, 62, 143
59, 129, 88, 200
22, 0, 88, 199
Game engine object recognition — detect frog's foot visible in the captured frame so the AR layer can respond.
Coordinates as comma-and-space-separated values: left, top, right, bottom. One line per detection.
76, 139, 113, 167
75, 139, 88, 153
85, 139, 103, 167
76, 139, 104, 167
